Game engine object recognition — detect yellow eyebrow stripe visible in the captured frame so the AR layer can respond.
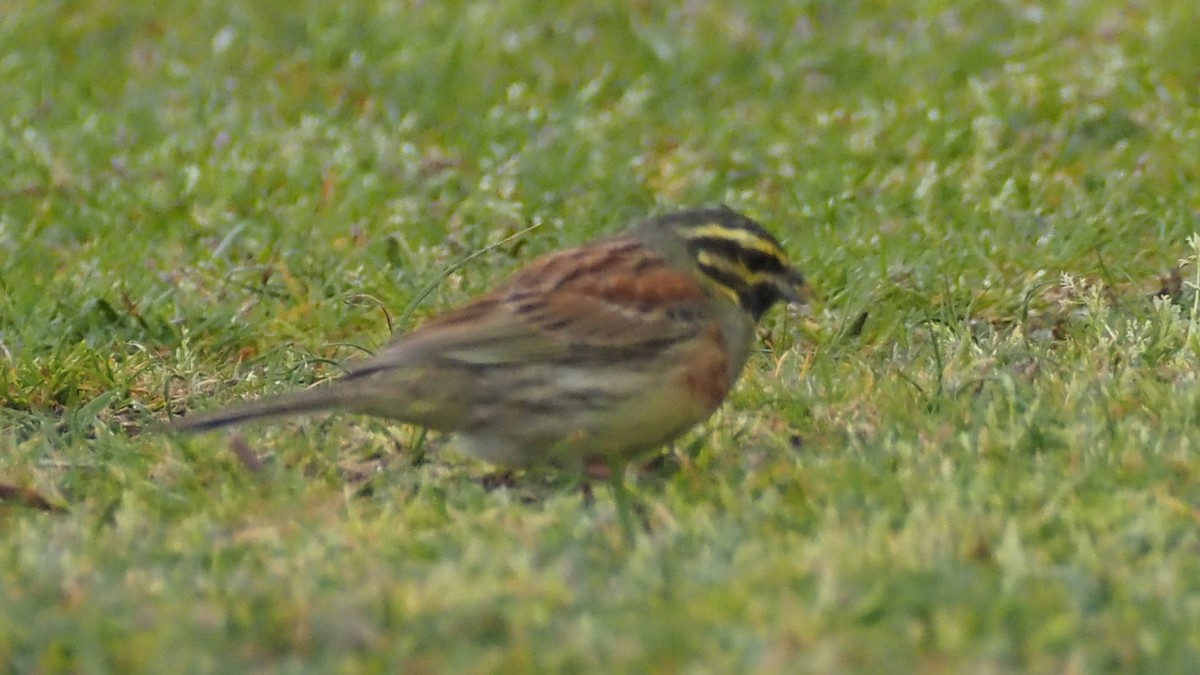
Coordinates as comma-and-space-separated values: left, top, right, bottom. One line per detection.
685, 223, 789, 261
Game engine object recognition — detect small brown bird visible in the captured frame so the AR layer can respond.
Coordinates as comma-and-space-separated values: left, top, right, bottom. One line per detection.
169, 206, 808, 474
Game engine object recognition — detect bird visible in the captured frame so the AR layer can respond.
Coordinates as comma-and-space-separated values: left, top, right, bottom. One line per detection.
168, 206, 808, 476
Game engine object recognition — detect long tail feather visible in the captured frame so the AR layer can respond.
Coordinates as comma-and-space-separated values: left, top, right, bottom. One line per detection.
166, 385, 350, 433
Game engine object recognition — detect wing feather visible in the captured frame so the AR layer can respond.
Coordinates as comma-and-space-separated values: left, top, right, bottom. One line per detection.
345, 236, 714, 376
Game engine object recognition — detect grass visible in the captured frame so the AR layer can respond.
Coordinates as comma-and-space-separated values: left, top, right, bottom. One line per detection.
3, 0, 1200, 671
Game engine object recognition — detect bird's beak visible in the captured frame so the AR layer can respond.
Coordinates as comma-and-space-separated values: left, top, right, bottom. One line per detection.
779, 269, 813, 306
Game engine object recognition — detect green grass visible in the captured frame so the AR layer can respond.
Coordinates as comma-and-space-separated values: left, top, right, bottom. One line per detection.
3, 0, 1200, 671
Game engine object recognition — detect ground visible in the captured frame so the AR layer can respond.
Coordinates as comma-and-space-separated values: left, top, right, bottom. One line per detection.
2, 1, 1200, 672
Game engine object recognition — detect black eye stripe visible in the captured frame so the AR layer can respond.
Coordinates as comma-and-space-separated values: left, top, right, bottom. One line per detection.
743, 248, 787, 272
696, 262, 747, 294
698, 263, 788, 319
687, 236, 786, 273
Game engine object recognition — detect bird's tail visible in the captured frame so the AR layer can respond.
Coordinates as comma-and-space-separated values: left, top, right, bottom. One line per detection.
165, 385, 352, 433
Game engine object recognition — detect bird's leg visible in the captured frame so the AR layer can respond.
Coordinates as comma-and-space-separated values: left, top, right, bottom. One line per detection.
606, 461, 637, 547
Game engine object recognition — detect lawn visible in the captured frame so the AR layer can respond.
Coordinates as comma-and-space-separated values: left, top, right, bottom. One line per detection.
3, 0, 1200, 672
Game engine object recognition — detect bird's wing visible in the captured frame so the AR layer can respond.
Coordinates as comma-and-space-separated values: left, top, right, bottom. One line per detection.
345, 236, 715, 375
